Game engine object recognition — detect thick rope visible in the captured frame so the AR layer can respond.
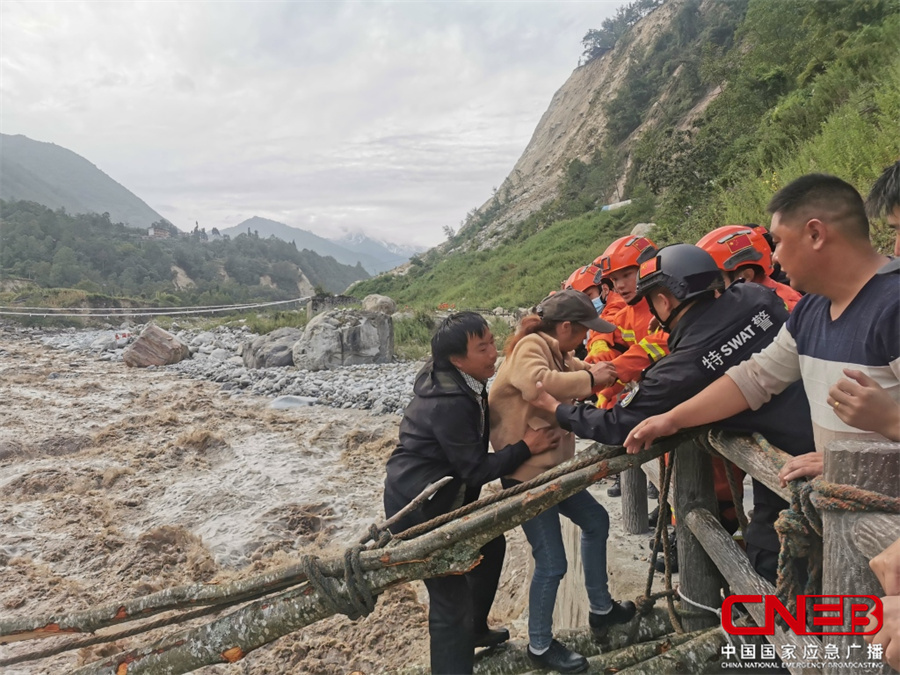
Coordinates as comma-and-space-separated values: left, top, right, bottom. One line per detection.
699, 433, 748, 535
636, 453, 684, 634
774, 473, 900, 617
722, 459, 749, 534
301, 550, 377, 620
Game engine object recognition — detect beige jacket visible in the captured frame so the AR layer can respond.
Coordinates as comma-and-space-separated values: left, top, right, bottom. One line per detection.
488, 332, 594, 482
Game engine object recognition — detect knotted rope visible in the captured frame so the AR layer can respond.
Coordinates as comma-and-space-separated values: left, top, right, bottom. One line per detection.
636, 453, 684, 634
774, 466, 900, 615
301, 547, 377, 620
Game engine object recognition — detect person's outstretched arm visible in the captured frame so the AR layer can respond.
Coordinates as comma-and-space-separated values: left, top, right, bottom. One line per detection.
624, 375, 750, 453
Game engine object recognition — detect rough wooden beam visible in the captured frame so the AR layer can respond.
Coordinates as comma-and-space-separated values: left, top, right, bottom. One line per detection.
706, 430, 790, 501
684, 507, 823, 675
622, 466, 649, 534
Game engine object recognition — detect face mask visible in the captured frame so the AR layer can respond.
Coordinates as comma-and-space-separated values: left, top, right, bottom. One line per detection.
592, 296, 605, 313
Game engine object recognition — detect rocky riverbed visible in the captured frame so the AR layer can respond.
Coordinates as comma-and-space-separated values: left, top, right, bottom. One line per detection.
0, 322, 666, 674
39, 323, 420, 415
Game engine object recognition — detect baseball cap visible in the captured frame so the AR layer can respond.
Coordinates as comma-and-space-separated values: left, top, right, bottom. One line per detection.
536, 289, 615, 332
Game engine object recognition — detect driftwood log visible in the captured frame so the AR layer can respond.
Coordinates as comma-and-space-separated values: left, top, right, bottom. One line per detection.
465, 608, 675, 675
614, 625, 725, 674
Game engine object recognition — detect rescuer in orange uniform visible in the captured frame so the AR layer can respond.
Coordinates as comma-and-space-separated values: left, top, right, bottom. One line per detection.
584, 236, 669, 406
564, 262, 624, 363
696, 225, 802, 311
582, 235, 669, 498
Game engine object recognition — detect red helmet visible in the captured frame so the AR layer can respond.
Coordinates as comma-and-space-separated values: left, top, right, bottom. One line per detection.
696, 225, 774, 276
564, 263, 602, 293
593, 236, 658, 281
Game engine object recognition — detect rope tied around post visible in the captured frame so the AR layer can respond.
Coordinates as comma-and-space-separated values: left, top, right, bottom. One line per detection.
301, 548, 377, 620
635, 453, 684, 634
774, 472, 900, 615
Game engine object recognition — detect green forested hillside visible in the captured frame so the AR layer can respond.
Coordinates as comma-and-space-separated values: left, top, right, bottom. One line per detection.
0, 134, 165, 230
0, 200, 369, 302
351, 0, 899, 310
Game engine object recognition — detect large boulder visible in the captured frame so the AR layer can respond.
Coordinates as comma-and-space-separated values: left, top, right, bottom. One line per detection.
292, 309, 393, 371
361, 294, 397, 314
123, 324, 189, 368
242, 327, 304, 369
631, 222, 656, 238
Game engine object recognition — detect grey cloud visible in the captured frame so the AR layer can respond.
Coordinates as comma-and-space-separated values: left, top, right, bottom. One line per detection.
1, 0, 625, 247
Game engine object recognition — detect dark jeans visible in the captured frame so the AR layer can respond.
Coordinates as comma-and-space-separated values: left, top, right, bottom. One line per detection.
503, 478, 611, 650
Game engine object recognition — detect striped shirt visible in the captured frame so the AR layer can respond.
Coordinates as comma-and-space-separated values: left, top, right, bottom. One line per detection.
726, 269, 900, 452
456, 367, 487, 436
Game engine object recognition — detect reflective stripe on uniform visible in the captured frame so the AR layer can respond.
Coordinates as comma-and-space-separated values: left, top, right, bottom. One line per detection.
639, 338, 666, 361
621, 329, 636, 343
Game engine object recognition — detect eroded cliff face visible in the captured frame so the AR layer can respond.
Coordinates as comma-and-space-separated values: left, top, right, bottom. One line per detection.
460, 0, 719, 251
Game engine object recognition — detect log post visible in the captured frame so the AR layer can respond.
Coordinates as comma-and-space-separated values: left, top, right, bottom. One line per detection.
622, 466, 649, 534
684, 508, 823, 675
673, 436, 722, 631
822, 440, 900, 675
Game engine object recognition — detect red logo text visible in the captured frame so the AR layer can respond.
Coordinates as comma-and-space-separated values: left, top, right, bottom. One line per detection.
721, 595, 882, 636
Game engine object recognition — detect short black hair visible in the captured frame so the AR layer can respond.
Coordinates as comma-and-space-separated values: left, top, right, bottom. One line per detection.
766, 173, 868, 240
866, 161, 900, 219
431, 312, 489, 365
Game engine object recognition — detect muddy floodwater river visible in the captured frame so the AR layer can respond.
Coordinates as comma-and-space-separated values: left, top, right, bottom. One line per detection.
0, 326, 663, 674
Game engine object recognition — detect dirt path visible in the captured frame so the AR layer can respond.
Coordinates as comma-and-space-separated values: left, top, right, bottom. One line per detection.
0, 330, 665, 674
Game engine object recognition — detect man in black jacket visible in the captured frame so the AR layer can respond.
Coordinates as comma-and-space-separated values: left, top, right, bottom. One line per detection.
531, 245, 816, 584
384, 312, 559, 675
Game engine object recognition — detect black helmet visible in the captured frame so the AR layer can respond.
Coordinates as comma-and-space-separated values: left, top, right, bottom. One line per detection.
630, 244, 724, 306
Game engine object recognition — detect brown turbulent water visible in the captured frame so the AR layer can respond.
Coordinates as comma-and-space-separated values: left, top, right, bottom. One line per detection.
0, 328, 658, 674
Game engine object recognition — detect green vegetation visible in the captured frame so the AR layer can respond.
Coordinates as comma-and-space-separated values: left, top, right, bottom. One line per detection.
643, 1, 900, 248
352, 196, 654, 309
393, 311, 438, 360
580, 0, 665, 63
353, 0, 899, 310
0, 200, 369, 304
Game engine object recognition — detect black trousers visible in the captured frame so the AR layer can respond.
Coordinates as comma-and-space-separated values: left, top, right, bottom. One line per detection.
384, 484, 506, 674
424, 534, 505, 674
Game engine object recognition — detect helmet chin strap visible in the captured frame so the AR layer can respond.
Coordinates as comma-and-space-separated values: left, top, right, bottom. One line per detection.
646, 296, 692, 332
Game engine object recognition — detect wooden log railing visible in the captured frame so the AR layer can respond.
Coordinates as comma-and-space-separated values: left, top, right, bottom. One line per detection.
625, 429, 900, 675
3, 430, 897, 675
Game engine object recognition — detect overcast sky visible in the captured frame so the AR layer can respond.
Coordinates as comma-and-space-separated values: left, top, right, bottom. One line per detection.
1, 1, 624, 248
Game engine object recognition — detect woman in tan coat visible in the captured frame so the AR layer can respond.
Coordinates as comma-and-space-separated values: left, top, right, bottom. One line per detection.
489, 290, 636, 674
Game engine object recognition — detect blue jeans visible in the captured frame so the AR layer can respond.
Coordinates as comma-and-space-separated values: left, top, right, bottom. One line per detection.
504, 481, 612, 650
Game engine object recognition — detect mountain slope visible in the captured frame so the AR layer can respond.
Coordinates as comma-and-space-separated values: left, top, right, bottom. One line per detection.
0, 134, 165, 230
352, 0, 899, 309
220, 217, 403, 274
0, 199, 369, 298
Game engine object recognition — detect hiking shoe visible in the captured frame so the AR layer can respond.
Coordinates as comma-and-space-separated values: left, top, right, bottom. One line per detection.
607, 474, 621, 497
474, 627, 509, 648
648, 505, 659, 528
648, 505, 672, 528
647, 481, 659, 500
652, 530, 678, 573
527, 639, 588, 674
589, 600, 637, 639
